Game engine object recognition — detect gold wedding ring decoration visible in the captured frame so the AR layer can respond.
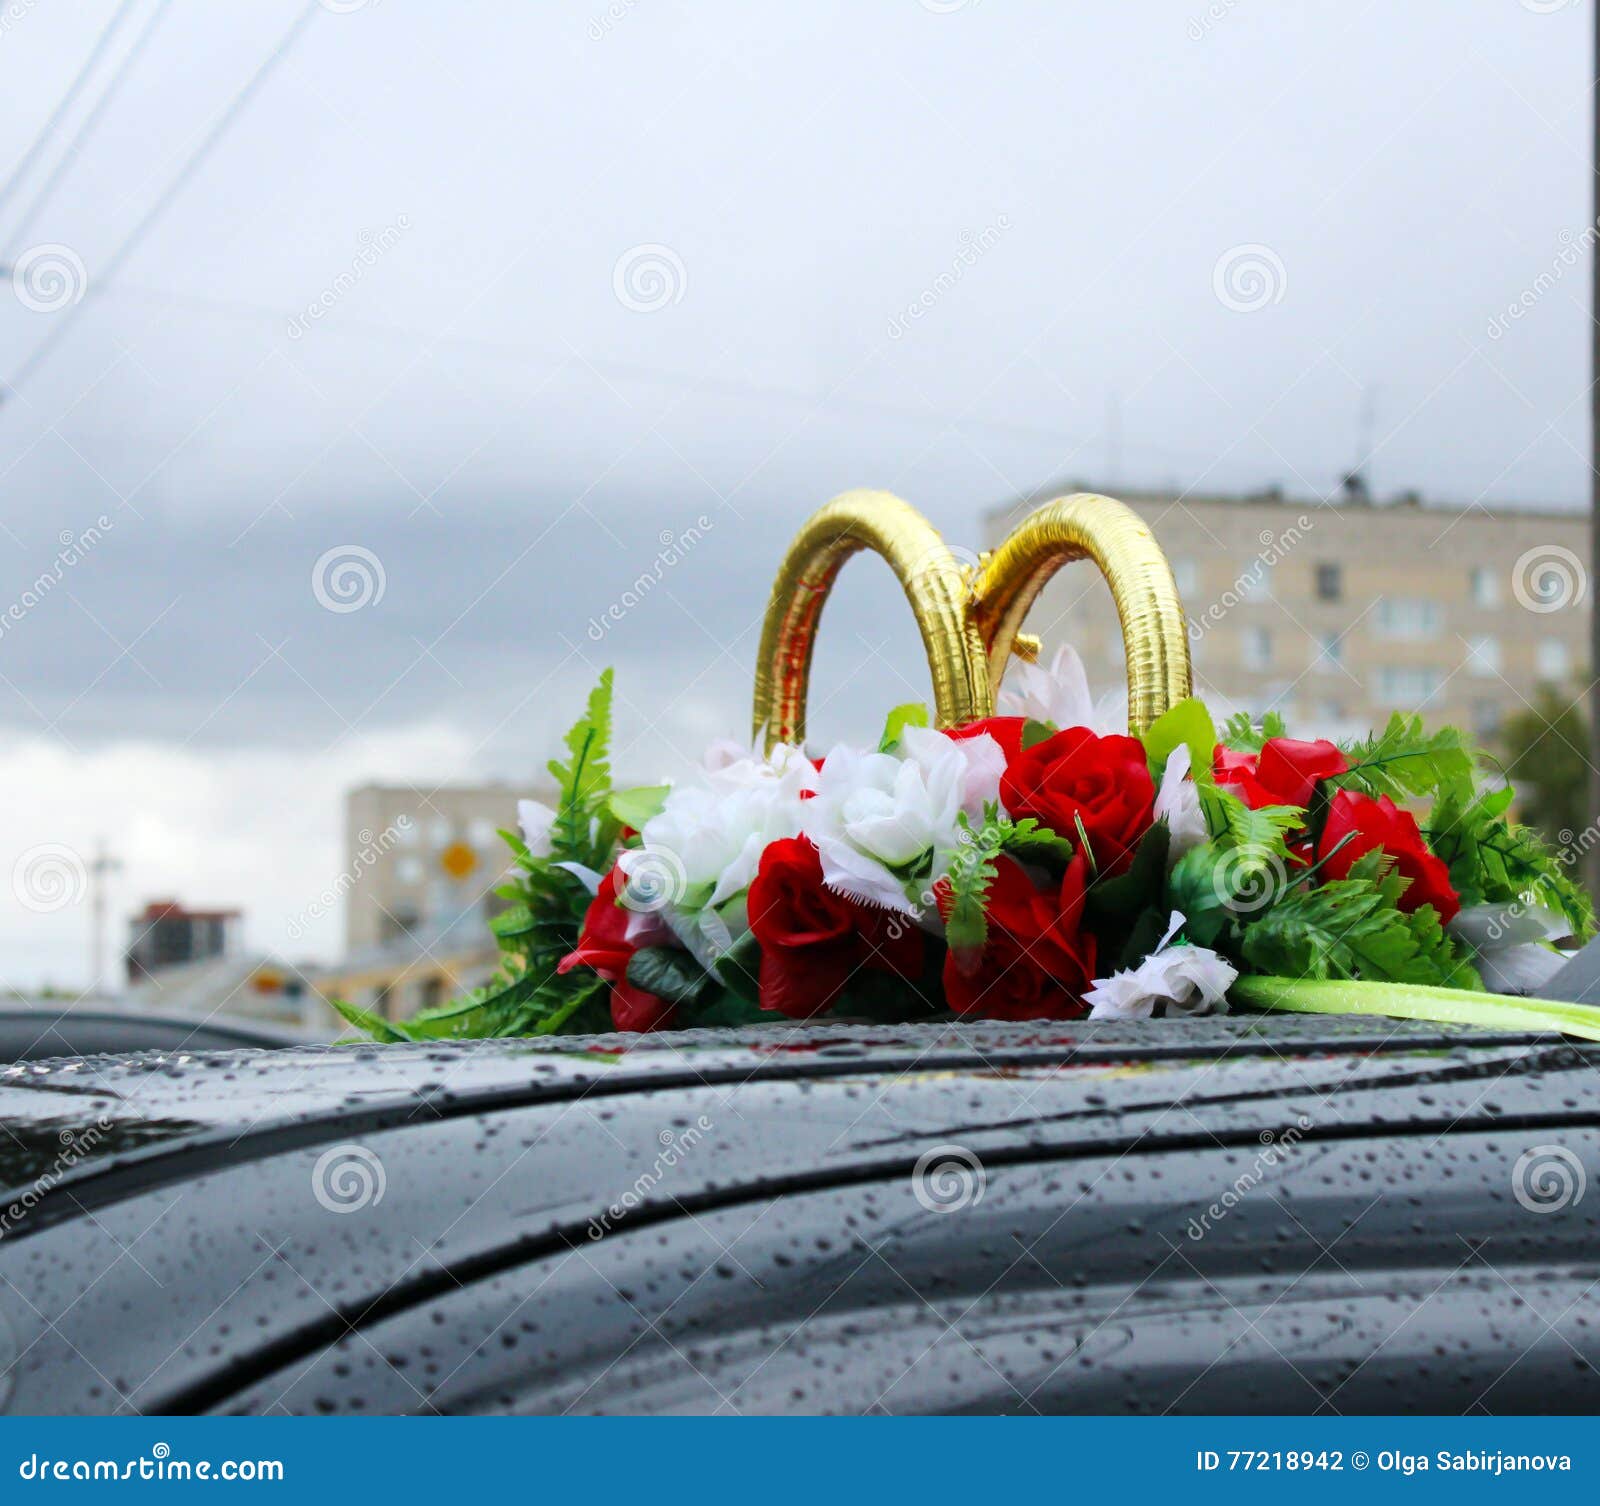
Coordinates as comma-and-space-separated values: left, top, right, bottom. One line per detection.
752, 490, 1192, 746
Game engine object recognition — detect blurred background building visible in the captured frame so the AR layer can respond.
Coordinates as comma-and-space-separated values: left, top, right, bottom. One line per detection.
987, 484, 1590, 748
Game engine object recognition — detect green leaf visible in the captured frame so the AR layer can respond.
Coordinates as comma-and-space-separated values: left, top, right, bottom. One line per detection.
1142, 697, 1217, 782
878, 702, 930, 752
489, 903, 540, 940
608, 783, 670, 830
329, 996, 412, 1043
1332, 712, 1473, 802
998, 817, 1075, 867
711, 929, 763, 1005
942, 811, 1006, 960
547, 669, 614, 862
1021, 718, 1056, 750
1165, 840, 1234, 948
626, 946, 714, 1006
534, 976, 606, 1035
1086, 821, 1170, 923
1221, 710, 1286, 753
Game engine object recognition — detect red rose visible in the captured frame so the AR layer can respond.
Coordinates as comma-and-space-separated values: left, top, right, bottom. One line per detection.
1000, 726, 1155, 874
1316, 789, 1460, 923
946, 715, 1028, 762
1213, 737, 1348, 811
940, 853, 1097, 1021
557, 867, 675, 1032
747, 837, 923, 1018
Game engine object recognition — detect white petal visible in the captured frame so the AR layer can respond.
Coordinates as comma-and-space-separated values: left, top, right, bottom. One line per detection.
518, 799, 557, 857
1152, 745, 1208, 862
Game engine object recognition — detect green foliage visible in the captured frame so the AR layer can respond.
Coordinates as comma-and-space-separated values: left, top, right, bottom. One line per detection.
1427, 781, 1593, 939
878, 702, 930, 752
941, 809, 1007, 959
1220, 709, 1286, 753
1332, 712, 1473, 802
1237, 853, 1479, 987
1142, 696, 1217, 781
608, 784, 670, 830
627, 946, 713, 1006
1497, 687, 1589, 857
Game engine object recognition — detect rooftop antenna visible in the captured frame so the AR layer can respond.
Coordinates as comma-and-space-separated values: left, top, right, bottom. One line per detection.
88, 839, 122, 998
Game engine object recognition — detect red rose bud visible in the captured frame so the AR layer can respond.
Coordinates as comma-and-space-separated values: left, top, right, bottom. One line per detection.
940, 853, 1097, 1021
558, 866, 675, 1031
1316, 789, 1460, 923
1213, 737, 1347, 811
1000, 726, 1155, 875
747, 837, 923, 1019
946, 715, 1028, 762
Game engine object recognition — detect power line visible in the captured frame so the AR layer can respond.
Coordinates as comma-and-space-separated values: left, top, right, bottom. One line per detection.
0, 0, 144, 224
5, 0, 180, 256
0, 0, 323, 410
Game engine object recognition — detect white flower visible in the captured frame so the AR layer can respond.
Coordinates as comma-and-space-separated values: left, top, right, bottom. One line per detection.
1449, 902, 1568, 996
998, 643, 1122, 733
1152, 744, 1208, 863
518, 799, 557, 857
1084, 912, 1237, 1021
801, 726, 998, 914
620, 743, 815, 911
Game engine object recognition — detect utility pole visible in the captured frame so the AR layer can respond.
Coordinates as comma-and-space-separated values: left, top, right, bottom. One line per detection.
88, 840, 122, 998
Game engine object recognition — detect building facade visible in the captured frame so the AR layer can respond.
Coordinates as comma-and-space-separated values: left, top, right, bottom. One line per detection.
985, 486, 1589, 745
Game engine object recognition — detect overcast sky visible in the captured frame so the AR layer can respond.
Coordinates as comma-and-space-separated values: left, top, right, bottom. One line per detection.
0, 0, 1593, 987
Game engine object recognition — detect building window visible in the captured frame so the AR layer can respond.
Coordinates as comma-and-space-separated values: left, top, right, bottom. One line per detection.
1243, 626, 1272, 669
397, 856, 423, 885
1313, 632, 1344, 672
1374, 666, 1443, 706
1464, 635, 1500, 677
1472, 699, 1502, 741
1315, 563, 1342, 602
468, 817, 497, 848
1241, 563, 1272, 603
429, 817, 453, 849
394, 819, 420, 848
1537, 637, 1570, 681
1375, 598, 1440, 641
1470, 566, 1500, 608
1171, 556, 1198, 596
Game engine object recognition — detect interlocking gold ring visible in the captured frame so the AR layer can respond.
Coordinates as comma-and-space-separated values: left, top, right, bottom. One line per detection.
750, 490, 990, 747
752, 490, 1191, 746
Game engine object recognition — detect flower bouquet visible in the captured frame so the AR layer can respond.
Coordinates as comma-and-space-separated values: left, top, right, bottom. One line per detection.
337, 491, 1599, 1044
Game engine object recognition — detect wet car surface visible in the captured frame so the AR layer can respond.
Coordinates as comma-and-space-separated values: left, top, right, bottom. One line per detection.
0, 1017, 1596, 1414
